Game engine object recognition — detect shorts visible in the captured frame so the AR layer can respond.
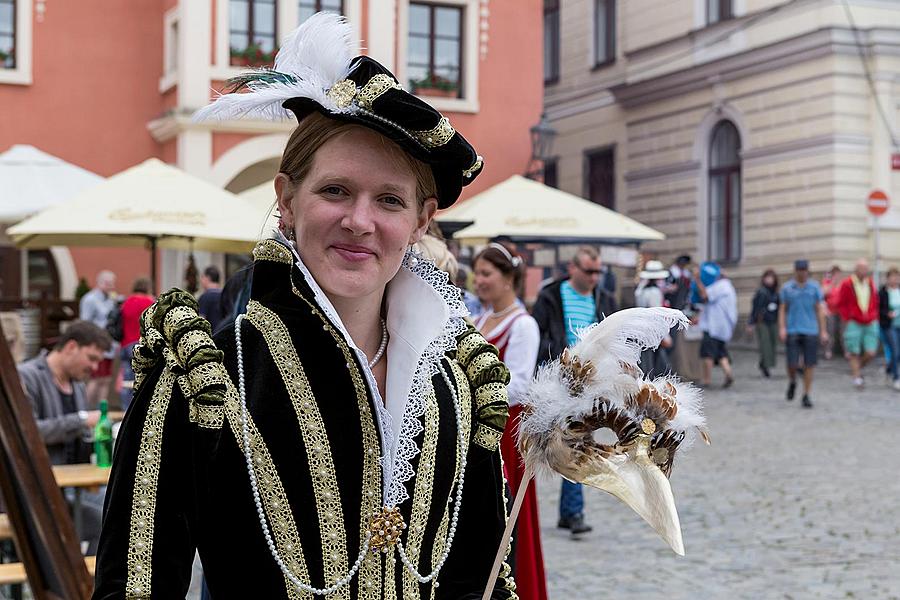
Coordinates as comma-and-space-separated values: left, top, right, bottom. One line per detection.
786, 334, 818, 368
843, 321, 879, 355
700, 333, 730, 364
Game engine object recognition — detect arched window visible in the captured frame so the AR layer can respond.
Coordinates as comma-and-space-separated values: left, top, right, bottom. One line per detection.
708, 120, 741, 262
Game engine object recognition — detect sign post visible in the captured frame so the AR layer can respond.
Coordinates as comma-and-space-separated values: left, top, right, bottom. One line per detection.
867, 189, 890, 289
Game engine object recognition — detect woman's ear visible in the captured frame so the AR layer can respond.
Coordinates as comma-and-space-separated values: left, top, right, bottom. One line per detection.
409, 198, 439, 245
274, 173, 294, 224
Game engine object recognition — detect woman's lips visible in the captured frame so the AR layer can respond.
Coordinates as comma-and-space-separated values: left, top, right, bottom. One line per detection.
331, 244, 376, 262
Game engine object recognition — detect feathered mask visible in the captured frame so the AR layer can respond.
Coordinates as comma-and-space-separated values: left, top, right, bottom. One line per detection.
193, 12, 483, 208
520, 307, 708, 555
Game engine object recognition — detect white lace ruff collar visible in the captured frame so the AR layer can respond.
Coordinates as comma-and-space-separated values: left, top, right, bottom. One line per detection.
275, 232, 468, 508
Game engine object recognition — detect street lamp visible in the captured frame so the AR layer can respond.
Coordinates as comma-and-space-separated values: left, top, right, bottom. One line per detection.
526, 113, 557, 180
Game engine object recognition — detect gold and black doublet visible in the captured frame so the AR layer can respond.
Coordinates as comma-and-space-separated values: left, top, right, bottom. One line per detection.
93, 240, 517, 599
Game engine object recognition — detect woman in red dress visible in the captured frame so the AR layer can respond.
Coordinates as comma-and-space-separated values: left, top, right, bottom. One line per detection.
473, 243, 548, 600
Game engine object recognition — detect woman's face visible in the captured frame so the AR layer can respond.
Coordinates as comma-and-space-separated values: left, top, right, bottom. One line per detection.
276, 127, 437, 304
473, 258, 511, 305
763, 275, 775, 287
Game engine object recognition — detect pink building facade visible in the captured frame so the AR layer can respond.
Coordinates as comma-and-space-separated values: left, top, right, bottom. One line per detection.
0, 0, 542, 297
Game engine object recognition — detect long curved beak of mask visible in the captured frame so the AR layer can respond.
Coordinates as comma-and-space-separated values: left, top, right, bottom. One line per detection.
563, 436, 684, 555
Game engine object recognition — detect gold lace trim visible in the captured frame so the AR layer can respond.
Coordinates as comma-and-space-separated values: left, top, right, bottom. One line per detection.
473, 423, 503, 451
175, 329, 211, 365
357, 74, 403, 110
185, 361, 229, 395
247, 301, 351, 598
162, 306, 198, 341
253, 239, 294, 264
286, 280, 384, 598
498, 459, 518, 599
466, 351, 498, 384
223, 385, 311, 599
475, 381, 508, 410
126, 367, 175, 598
402, 391, 440, 598
410, 117, 455, 149
190, 403, 224, 429
384, 552, 397, 600
327, 79, 358, 108
462, 156, 483, 179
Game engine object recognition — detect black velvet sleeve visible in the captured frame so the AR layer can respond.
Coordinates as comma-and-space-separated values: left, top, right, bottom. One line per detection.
92, 361, 198, 599
435, 445, 516, 600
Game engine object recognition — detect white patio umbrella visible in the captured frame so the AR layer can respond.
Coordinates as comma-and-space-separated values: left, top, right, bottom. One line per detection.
8, 158, 268, 285
439, 175, 665, 244
0, 145, 104, 224
239, 180, 280, 234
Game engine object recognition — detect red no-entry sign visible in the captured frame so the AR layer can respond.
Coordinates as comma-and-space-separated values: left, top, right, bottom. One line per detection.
868, 189, 889, 216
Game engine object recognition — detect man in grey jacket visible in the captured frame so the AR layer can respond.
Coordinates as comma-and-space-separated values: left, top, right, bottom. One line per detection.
17, 320, 112, 553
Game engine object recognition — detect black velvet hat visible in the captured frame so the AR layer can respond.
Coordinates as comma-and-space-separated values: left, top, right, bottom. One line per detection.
194, 13, 483, 208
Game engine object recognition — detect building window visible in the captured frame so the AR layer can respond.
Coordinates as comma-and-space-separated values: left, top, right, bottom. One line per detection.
585, 148, 614, 209
230, 0, 278, 66
407, 3, 463, 99
543, 0, 559, 84
0, 0, 15, 69
706, 0, 733, 25
299, 0, 343, 23
593, 0, 614, 67
708, 120, 741, 262
543, 159, 558, 189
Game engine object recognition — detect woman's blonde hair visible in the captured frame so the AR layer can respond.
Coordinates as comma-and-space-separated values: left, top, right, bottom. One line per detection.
279, 112, 438, 209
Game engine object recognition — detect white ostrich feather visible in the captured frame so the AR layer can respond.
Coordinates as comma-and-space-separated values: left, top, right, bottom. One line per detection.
194, 12, 358, 122
573, 306, 689, 368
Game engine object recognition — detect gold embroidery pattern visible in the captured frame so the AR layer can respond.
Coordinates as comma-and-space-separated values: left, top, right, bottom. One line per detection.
411, 117, 455, 149
356, 74, 403, 110
287, 281, 383, 599
162, 306, 199, 341
498, 464, 518, 599
126, 368, 175, 598
454, 330, 484, 366
327, 79, 358, 108
247, 302, 351, 599
175, 329, 211, 365
253, 239, 294, 264
473, 423, 504, 451
402, 391, 440, 598
223, 386, 311, 599
190, 403, 224, 429
466, 351, 498, 384
462, 156, 483, 179
475, 381, 508, 410
384, 553, 397, 600
429, 509, 450, 600
185, 361, 229, 395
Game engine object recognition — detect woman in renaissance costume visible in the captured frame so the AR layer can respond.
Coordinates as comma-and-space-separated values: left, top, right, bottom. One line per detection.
92, 13, 517, 599
473, 245, 547, 600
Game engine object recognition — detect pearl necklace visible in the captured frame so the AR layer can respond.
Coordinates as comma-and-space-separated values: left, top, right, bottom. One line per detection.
488, 303, 518, 319
234, 315, 467, 594
368, 319, 388, 368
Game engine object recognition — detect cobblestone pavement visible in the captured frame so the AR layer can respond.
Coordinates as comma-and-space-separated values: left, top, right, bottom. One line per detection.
537, 348, 900, 600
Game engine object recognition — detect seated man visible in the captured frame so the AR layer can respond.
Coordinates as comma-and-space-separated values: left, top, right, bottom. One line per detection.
17, 321, 112, 554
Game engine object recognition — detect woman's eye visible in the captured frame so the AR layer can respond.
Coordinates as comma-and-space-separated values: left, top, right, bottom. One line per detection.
381, 196, 406, 208
320, 186, 345, 196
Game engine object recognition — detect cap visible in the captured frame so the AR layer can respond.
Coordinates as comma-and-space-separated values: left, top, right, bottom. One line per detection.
794, 259, 809, 271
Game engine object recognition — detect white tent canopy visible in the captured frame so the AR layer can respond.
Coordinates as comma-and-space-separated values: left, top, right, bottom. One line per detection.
8, 158, 267, 254
439, 175, 665, 244
240, 180, 279, 234
0, 145, 104, 224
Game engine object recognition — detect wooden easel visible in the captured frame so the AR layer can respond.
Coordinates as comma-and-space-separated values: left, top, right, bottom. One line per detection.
0, 319, 93, 599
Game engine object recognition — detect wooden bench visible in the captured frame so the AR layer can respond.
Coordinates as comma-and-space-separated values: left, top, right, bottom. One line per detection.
0, 555, 95, 585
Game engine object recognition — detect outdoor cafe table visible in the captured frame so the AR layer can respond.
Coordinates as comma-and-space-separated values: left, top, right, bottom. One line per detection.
52, 464, 110, 540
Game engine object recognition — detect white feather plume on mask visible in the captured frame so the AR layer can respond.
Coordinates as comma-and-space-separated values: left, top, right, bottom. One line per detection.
193, 12, 358, 122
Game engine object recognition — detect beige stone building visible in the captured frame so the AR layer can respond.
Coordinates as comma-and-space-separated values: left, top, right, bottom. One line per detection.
543, 0, 900, 309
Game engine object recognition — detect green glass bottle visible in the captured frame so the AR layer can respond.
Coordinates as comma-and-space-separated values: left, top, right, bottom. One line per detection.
94, 399, 113, 468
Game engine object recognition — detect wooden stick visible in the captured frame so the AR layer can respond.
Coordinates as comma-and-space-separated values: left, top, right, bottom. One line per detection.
481, 464, 534, 600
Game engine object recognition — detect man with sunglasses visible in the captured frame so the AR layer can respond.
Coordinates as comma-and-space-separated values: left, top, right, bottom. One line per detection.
532, 245, 617, 537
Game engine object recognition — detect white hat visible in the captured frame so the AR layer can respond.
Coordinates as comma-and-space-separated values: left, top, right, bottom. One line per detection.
640, 260, 668, 280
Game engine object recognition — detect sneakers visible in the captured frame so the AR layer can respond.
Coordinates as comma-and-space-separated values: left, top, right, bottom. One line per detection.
558, 514, 593, 536
853, 377, 865, 390
723, 376, 734, 389
801, 394, 813, 408
786, 380, 796, 401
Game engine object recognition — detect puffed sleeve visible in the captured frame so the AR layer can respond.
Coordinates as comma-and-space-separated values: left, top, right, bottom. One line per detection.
93, 290, 227, 599
437, 325, 518, 599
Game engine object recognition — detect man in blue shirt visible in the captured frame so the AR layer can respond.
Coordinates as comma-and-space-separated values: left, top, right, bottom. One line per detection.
778, 259, 828, 408
533, 246, 616, 537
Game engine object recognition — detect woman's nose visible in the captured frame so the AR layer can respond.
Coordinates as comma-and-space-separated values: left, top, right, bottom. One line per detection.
341, 197, 376, 235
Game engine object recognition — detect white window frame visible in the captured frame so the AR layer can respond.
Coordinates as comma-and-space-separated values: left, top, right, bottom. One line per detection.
397, 0, 480, 114
0, 0, 32, 85
212, 0, 362, 81
159, 6, 180, 93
